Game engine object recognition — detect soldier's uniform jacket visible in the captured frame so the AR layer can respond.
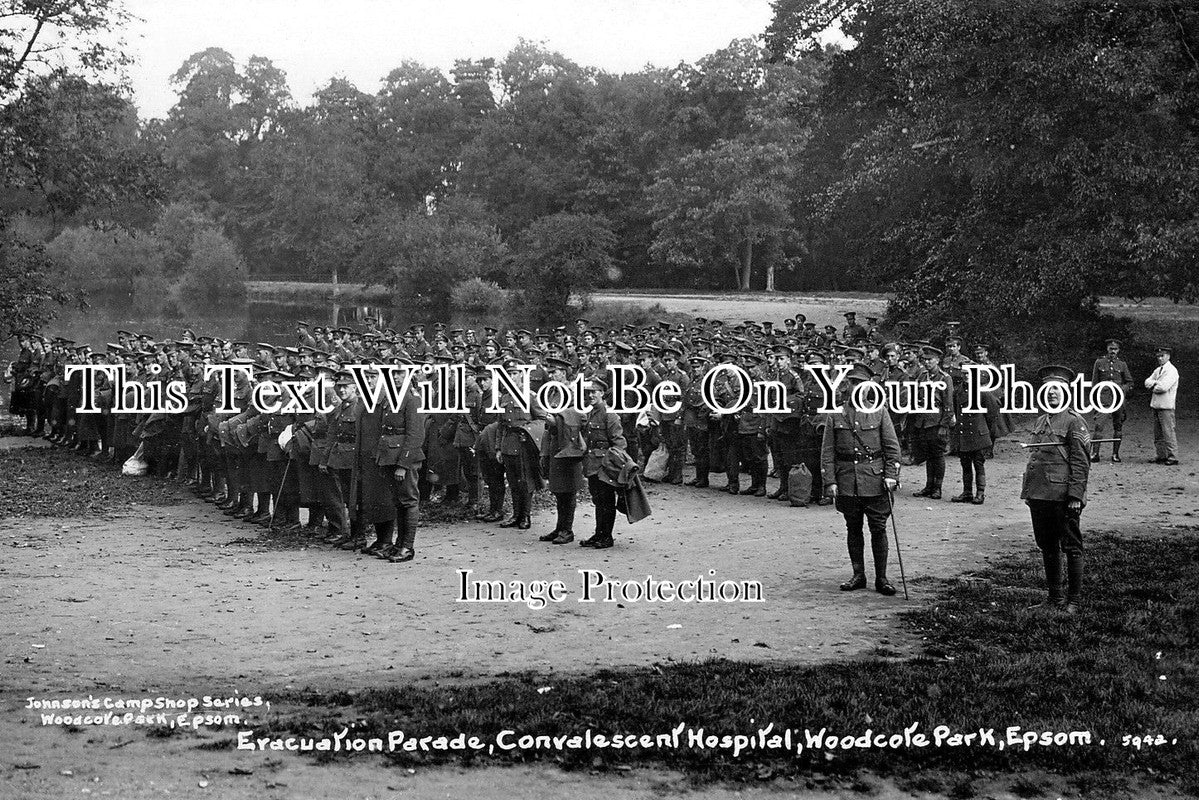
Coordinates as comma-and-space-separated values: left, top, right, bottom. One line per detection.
819, 403, 901, 497
263, 412, 290, 461
657, 366, 690, 423
307, 412, 332, 467
949, 379, 995, 454
324, 399, 360, 470
1020, 411, 1090, 504
682, 365, 711, 431
769, 367, 806, 433
375, 393, 426, 468
908, 368, 954, 429
942, 353, 973, 371
582, 401, 627, 477
499, 394, 546, 456
842, 323, 867, 342
1091, 355, 1132, 408
448, 384, 482, 449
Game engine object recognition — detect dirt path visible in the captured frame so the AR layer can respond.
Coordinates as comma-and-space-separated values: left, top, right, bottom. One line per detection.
1, 411, 1195, 799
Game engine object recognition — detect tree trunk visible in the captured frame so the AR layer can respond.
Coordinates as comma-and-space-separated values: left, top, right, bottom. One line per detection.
740, 237, 753, 291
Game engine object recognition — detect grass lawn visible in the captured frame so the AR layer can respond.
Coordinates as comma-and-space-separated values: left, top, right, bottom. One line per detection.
252, 531, 1198, 796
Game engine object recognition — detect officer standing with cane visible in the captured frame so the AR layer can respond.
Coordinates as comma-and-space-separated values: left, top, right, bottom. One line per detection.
821, 363, 902, 595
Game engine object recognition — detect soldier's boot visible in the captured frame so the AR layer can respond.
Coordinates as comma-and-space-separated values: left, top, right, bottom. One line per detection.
325, 507, 351, 543
376, 514, 400, 559
305, 506, 326, 534
1111, 438, 1122, 463
230, 494, 255, 517
872, 533, 896, 595
840, 563, 867, 591
920, 455, 940, 501
361, 521, 392, 554
1089, 443, 1101, 463
1029, 550, 1065, 610
767, 468, 788, 500
480, 492, 504, 522
499, 501, 522, 528
550, 493, 576, 543
949, 472, 973, 503
971, 470, 986, 504
443, 484, 460, 505
1064, 553, 1084, 616
465, 481, 479, 507
593, 506, 616, 548
277, 506, 303, 532
248, 493, 273, 524
330, 518, 359, 548
389, 506, 418, 562
364, 520, 393, 556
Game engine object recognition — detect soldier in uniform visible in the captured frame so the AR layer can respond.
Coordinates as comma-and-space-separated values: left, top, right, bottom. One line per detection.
496, 359, 546, 530
579, 378, 627, 549
947, 362, 998, 504
798, 349, 832, 505
539, 357, 586, 545
657, 347, 689, 484
321, 372, 361, 545
765, 344, 806, 503
371, 366, 426, 562
1022, 365, 1091, 614
909, 345, 954, 499
841, 312, 867, 343
941, 336, 972, 371
1090, 339, 1133, 462
683, 354, 713, 488
821, 363, 901, 595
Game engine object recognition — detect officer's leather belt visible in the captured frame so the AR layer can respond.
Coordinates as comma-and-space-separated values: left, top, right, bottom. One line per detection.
382, 426, 405, 435
835, 450, 882, 460
336, 433, 355, 443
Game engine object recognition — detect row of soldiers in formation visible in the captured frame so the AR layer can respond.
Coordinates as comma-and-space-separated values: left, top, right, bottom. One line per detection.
4, 312, 1137, 603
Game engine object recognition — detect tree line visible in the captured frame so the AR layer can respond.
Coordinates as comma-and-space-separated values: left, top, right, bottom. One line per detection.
3, 0, 1197, 335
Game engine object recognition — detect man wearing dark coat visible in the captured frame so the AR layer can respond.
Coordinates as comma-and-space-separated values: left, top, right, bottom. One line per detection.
369, 367, 426, 563
579, 378, 628, 549
1022, 365, 1091, 615
821, 364, 902, 596
539, 357, 586, 544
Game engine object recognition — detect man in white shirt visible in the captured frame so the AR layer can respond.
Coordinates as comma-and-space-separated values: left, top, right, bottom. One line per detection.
1144, 346, 1180, 465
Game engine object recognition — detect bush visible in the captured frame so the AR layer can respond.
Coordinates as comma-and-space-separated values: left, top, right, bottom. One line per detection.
450, 277, 507, 315
45, 225, 168, 312
511, 212, 616, 323
178, 228, 247, 306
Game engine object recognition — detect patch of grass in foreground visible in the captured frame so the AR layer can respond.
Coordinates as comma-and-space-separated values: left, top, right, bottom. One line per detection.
266, 532, 1198, 792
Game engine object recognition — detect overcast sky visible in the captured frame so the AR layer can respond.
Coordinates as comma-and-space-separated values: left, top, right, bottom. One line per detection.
121, 0, 777, 119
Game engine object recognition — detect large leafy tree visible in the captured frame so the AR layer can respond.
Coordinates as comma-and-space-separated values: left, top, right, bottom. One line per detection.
647, 39, 815, 291
354, 197, 506, 312
649, 138, 796, 290
771, 0, 1199, 327
164, 48, 290, 211
510, 212, 616, 322
233, 78, 378, 280
374, 62, 465, 208
1, 0, 160, 340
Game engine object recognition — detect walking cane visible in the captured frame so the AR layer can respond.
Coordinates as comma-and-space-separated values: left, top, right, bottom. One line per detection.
884, 489, 909, 600
269, 459, 292, 528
